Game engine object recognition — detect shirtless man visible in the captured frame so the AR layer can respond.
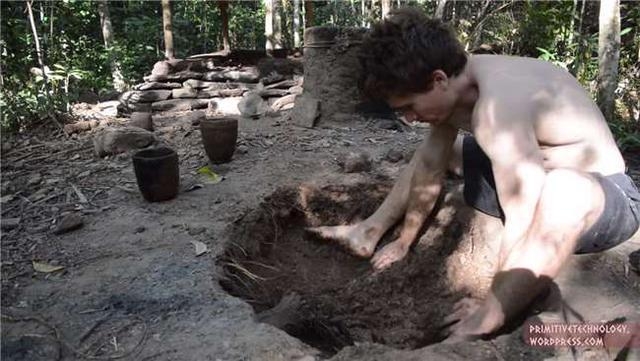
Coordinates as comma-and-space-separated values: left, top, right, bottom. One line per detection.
309, 7, 640, 340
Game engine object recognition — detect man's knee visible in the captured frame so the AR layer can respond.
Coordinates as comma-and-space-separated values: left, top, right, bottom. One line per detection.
536, 169, 605, 230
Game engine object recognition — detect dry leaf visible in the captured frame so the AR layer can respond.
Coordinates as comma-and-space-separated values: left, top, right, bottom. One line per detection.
33, 261, 64, 273
191, 240, 209, 256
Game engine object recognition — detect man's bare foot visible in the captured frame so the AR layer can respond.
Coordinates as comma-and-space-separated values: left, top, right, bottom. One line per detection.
371, 240, 410, 270
306, 224, 380, 258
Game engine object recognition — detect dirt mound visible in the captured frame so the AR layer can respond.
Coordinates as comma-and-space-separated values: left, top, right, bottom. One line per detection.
219, 183, 470, 357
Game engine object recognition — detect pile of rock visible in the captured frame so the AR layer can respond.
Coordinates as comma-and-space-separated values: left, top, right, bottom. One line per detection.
119, 56, 303, 116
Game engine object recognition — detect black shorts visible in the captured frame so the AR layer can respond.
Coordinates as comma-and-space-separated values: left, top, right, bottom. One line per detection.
462, 136, 640, 254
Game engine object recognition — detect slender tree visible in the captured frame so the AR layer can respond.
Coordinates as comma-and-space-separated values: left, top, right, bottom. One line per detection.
382, 0, 391, 18
293, 0, 301, 48
304, 0, 314, 28
435, 0, 447, 19
98, 0, 126, 91
26, 0, 62, 131
218, 1, 230, 53
265, 0, 274, 52
274, 0, 283, 49
161, 0, 175, 59
596, 0, 621, 122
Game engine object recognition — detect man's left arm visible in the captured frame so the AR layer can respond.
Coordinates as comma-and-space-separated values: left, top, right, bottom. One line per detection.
473, 101, 547, 267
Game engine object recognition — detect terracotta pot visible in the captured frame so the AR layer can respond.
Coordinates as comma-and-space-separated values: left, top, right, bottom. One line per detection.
200, 117, 238, 164
132, 147, 179, 202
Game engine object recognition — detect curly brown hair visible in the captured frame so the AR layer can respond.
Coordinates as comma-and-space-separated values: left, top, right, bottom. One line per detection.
359, 7, 467, 101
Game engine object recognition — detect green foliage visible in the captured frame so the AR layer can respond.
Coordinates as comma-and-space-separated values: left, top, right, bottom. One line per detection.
1, 0, 638, 146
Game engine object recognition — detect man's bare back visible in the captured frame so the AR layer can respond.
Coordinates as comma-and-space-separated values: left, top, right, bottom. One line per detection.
469, 55, 625, 176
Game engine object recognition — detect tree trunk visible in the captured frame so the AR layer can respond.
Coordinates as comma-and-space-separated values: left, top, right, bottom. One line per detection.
26, 1, 50, 100
98, 0, 126, 92
293, 0, 301, 48
304, 0, 314, 28
218, 1, 230, 52
596, 0, 621, 122
381, 0, 391, 19
361, 0, 366, 27
274, 0, 283, 49
435, 0, 447, 19
161, 0, 175, 60
26, 0, 63, 132
265, 0, 274, 52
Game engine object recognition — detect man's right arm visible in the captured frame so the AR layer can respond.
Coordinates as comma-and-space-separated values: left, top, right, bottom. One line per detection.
397, 124, 458, 244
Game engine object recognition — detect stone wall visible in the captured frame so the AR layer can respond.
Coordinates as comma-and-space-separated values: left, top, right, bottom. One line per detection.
119, 53, 303, 116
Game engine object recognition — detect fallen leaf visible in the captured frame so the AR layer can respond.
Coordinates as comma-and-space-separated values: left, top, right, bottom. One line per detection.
191, 240, 209, 256
33, 261, 64, 273
197, 166, 223, 184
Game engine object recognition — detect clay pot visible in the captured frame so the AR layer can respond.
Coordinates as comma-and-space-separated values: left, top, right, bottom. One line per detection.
132, 147, 179, 202
200, 117, 238, 164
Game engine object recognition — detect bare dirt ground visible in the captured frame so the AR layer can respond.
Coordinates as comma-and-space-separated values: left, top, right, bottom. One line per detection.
2, 109, 639, 361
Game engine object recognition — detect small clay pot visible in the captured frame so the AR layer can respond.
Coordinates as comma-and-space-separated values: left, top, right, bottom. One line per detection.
200, 117, 238, 164
132, 147, 179, 202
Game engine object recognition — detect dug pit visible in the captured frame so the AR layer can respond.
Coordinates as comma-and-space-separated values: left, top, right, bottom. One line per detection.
219, 182, 501, 357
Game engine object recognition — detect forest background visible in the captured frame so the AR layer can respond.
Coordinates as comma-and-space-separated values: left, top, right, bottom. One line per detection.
1, 0, 638, 150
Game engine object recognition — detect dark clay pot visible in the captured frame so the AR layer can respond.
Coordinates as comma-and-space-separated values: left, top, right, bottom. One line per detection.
132, 147, 179, 202
200, 117, 238, 164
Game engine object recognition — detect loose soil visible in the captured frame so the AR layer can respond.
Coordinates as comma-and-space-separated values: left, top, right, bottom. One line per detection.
2, 108, 640, 361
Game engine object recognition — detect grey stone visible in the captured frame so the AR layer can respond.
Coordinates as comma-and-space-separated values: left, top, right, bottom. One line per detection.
137, 90, 172, 102
172, 87, 198, 99
196, 89, 220, 98
151, 60, 171, 76
183, 80, 248, 89
271, 94, 297, 112
218, 88, 246, 97
97, 101, 120, 117
53, 214, 84, 235
93, 127, 156, 157
238, 91, 268, 118
291, 95, 320, 128
151, 99, 210, 112
144, 71, 203, 83
135, 82, 182, 90
265, 79, 297, 90
181, 110, 206, 126
288, 85, 303, 95
129, 112, 153, 131
337, 152, 372, 173
203, 68, 260, 83
259, 89, 288, 98
261, 72, 286, 85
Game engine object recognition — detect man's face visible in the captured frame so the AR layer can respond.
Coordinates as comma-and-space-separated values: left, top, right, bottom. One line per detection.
387, 71, 455, 125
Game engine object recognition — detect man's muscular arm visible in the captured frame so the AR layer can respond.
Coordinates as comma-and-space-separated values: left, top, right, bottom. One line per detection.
473, 96, 546, 267
372, 124, 458, 270
444, 95, 548, 339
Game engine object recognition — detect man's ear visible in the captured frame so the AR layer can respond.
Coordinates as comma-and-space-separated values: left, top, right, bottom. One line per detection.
431, 70, 449, 89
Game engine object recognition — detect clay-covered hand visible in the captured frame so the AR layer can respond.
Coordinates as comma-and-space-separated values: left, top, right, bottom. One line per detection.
441, 297, 490, 343
370, 240, 410, 270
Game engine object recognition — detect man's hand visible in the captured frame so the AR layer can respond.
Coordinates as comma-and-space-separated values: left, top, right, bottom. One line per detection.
441, 296, 504, 343
371, 239, 410, 270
